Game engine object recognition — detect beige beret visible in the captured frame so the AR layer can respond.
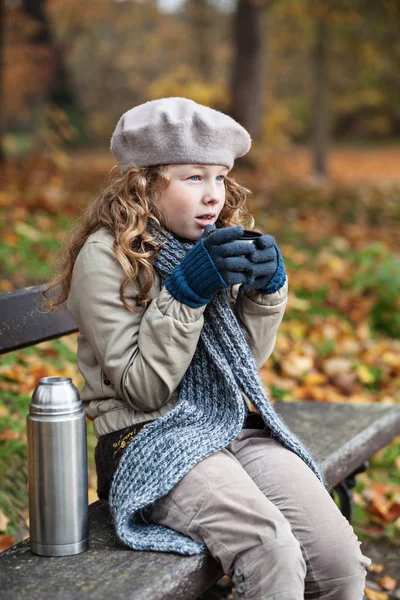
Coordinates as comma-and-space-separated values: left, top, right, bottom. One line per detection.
110, 97, 251, 172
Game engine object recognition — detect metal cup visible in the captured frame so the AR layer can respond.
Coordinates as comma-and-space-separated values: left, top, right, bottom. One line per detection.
241, 230, 262, 245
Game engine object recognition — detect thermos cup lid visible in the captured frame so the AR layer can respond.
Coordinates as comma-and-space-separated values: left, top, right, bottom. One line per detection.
30, 377, 82, 416
241, 230, 262, 243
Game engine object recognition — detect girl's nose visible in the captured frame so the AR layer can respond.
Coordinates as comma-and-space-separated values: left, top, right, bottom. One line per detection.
203, 185, 223, 205
203, 195, 218, 205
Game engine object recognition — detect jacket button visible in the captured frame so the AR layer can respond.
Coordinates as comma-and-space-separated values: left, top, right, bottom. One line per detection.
104, 379, 111, 386
237, 583, 246, 593
234, 567, 243, 577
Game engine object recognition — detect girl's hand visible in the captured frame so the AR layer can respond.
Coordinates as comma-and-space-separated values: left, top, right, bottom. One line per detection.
240, 234, 287, 295
202, 225, 255, 287
164, 225, 255, 308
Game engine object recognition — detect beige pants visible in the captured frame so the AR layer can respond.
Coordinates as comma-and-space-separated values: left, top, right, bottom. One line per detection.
142, 428, 371, 600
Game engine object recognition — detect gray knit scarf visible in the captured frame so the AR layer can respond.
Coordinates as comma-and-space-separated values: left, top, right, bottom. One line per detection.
109, 230, 325, 555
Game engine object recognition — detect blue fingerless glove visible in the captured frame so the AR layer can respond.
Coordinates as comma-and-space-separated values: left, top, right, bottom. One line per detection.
165, 225, 255, 307
241, 234, 287, 295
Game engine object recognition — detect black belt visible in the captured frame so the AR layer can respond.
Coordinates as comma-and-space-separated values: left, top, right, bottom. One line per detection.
243, 412, 267, 430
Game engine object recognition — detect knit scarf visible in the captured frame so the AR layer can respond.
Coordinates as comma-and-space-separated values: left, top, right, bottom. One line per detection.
109, 231, 325, 556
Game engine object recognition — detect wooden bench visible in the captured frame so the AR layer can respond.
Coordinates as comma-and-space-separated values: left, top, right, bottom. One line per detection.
1, 284, 400, 600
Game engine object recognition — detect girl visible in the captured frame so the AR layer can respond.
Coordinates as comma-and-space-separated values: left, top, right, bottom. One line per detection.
44, 97, 370, 599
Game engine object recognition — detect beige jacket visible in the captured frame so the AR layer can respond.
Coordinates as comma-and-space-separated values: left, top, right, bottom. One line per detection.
67, 228, 288, 438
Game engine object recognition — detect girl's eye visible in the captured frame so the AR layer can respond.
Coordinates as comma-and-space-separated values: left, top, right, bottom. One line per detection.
188, 175, 225, 181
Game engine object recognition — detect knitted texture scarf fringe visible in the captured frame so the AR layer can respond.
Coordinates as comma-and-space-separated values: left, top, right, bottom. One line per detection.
109, 231, 326, 556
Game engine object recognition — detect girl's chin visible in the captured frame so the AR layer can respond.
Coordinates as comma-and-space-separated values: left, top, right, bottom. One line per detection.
180, 224, 205, 240
167, 226, 200, 242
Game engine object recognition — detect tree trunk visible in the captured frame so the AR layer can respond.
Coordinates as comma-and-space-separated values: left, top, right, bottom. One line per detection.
230, 0, 264, 139
0, 0, 5, 163
188, 0, 213, 81
21, 0, 80, 115
311, 5, 329, 177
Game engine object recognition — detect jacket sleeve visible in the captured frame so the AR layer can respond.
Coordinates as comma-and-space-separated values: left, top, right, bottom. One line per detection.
233, 278, 288, 369
67, 240, 207, 412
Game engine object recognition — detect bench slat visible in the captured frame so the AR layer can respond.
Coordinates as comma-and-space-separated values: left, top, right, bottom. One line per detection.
0, 501, 222, 600
275, 401, 400, 487
2, 401, 400, 600
0, 285, 78, 354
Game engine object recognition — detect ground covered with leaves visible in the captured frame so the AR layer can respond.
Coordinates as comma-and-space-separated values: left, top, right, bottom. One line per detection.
0, 146, 399, 597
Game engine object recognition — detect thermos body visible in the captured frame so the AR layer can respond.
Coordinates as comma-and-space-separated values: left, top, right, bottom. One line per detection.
27, 377, 89, 556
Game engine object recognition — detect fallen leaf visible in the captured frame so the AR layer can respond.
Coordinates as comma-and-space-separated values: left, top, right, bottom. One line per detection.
367, 562, 385, 574
40, 347, 59, 359
14, 221, 41, 241
380, 396, 395, 404
381, 352, 398, 367
322, 357, 353, 377
330, 371, 358, 393
2, 233, 18, 246
360, 524, 385, 536
386, 503, 400, 521
0, 364, 25, 381
281, 354, 314, 379
357, 322, 372, 341
88, 487, 98, 505
0, 192, 11, 207
0, 429, 22, 442
0, 404, 10, 418
357, 364, 376, 384
348, 392, 374, 403
0, 534, 15, 552
268, 376, 295, 390
288, 294, 311, 310
0, 280, 13, 292
303, 372, 327, 386
378, 575, 396, 591
364, 588, 389, 600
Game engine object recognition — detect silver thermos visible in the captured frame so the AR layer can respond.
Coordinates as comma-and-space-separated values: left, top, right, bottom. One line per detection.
27, 376, 89, 556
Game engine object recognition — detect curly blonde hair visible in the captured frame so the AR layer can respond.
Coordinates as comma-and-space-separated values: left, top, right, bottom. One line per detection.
42, 165, 254, 313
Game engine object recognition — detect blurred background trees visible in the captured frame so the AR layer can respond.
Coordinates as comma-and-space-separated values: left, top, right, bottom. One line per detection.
1, 0, 400, 165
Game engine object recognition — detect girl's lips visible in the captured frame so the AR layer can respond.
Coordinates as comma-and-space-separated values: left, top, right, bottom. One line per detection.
195, 216, 216, 227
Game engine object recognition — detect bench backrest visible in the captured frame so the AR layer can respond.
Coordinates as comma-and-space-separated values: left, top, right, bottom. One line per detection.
0, 285, 78, 355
